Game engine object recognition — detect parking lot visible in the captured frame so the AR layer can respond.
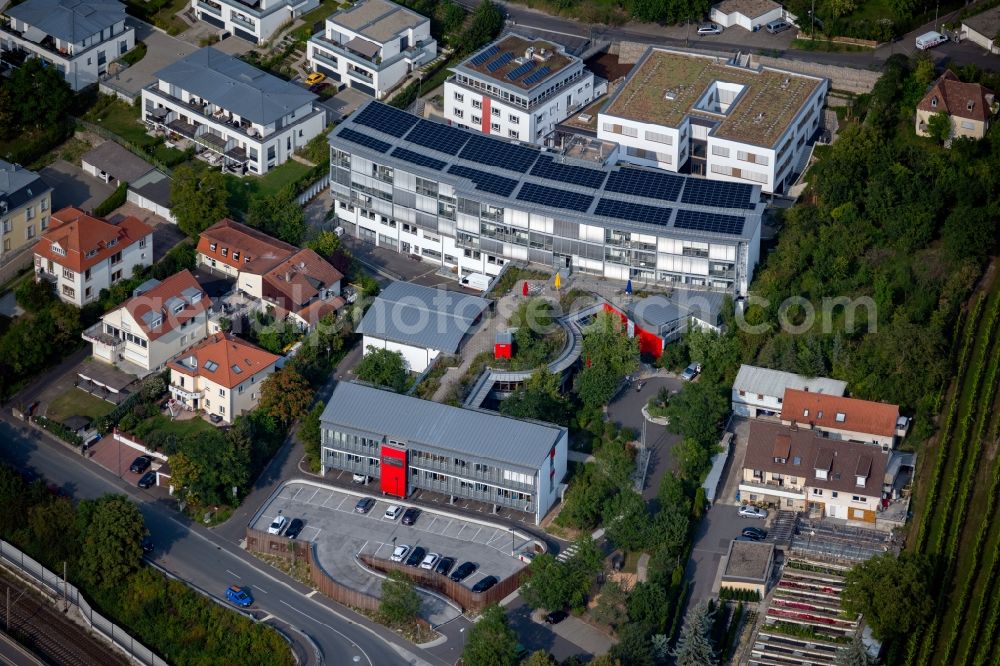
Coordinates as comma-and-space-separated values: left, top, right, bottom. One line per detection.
253, 481, 533, 613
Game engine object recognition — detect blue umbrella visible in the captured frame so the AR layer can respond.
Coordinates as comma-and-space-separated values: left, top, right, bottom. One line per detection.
625, 279, 633, 295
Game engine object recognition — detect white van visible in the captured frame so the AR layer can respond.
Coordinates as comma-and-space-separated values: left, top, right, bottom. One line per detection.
916, 31, 948, 50
460, 272, 491, 291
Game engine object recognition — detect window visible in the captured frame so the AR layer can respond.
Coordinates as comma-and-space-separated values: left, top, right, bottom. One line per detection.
852, 495, 866, 502
961, 120, 975, 130
509, 114, 519, 124
471, 115, 481, 124
40, 217, 48, 230
267, 146, 276, 161
472, 99, 481, 109
831, 491, 838, 498
454, 109, 464, 119
491, 122, 500, 132
26, 225, 34, 239
61, 285, 75, 298
233, 251, 240, 261
508, 130, 519, 139
139, 237, 146, 248
454, 92, 464, 102
25, 206, 34, 220
222, 248, 228, 257
491, 107, 500, 117
812, 488, 823, 496
219, 388, 225, 397
239, 384, 244, 394
62, 267, 74, 280
2, 219, 9, 234
40, 199, 48, 212
2, 239, 8, 252
84, 268, 91, 281
110, 251, 122, 264
210, 243, 217, 251
111, 269, 122, 283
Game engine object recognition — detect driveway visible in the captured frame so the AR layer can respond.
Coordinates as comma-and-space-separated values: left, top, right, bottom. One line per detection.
107, 202, 187, 262
103, 19, 196, 100
40, 160, 115, 211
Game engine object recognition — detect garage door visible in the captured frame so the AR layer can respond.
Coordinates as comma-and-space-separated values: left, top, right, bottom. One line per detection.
199, 12, 224, 28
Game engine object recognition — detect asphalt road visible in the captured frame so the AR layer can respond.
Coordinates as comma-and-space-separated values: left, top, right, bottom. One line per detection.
0, 416, 443, 666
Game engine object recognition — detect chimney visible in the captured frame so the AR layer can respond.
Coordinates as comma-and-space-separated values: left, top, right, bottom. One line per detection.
285, 270, 292, 281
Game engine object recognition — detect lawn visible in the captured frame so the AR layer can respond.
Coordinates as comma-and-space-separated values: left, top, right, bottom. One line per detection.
132, 413, 218, 441
225, 159, 315, 212
125, 0, 188, 35
84, 98, 159, 149
45, 389, 115, 424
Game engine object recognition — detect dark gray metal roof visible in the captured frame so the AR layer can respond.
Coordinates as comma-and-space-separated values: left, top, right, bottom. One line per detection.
320, 381, 566, 469
82, 142, 154, 183
7, 0, 126, 43
0, 160, 49, 212
631, 289, 726, 330
154, 47, 317, 126
356, 281, 490, 354
129, 169, 172, 209
732, 364, 847, 398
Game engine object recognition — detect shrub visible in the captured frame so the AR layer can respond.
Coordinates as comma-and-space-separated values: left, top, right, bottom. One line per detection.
34, 416, 83, 446
719, 586, 760, 602
93, 181, 128, 217
120, 42, 147, 66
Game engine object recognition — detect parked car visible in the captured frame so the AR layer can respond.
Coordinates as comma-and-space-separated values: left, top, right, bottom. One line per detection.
545, 609, 568, 625
518, 551, 536, 564
141, 537, 154, 554
355, 497, 376, 514
390, 545, 411, 562
739, 505, 768, 519
742, 526, 767, 540
209, 413, 223, 424
304, 71, 325, 85
435, 556, 456, 576
450, 561, 478, 582
681, 363, 701, 381
420, 553, 441, 570
285, 518, 305, 539
472, 575, 498, 592
401, 508, 421, 526
226, 586, 253, 607
309, 82, 331, 93
384, 505, 403, 520
267, 514, 289, 535
697, 22, 722, 35
765, 19, 791, 33
405, 547, 427, 567
735, 535, 758, 542
515, 644, 529, 661
137, 471, 156, 489
352, 473, 369, 484
129, 455, 152, 474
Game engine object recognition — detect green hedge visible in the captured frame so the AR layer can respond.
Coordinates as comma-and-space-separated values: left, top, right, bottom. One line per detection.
93, 181, 128, 217
120, 41, 147, 66
719, 586, 760, 602
34, 416, 83, 446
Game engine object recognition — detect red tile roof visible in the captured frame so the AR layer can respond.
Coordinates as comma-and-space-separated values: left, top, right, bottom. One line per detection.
262, 248, 344, 310
111, 270, 209, 342
744, 420, 888, 495
917, 70, 995, 122
780, 389, 899, 438
33, 207, 153, 273
168, 332, 279, 389
196, 218, 298, 274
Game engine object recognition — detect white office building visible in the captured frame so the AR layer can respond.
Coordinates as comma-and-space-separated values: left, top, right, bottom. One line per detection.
191, 0, 319, 44
0, 0, 135, 91
329, 102, 764, 296
307, 0, 436, 99
141, 47, 325, 175
598, 48, 828, 194
444, 34, 600, 145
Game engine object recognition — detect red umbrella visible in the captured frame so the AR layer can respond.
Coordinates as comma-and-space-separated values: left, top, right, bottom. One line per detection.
522, 281, 529, 297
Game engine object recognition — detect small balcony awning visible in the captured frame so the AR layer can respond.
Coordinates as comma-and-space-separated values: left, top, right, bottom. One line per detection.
167, 118, 197, 137
345, 37, 380, 60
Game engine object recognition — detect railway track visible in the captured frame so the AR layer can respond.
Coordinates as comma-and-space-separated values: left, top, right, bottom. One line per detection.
0, 568, 127, 666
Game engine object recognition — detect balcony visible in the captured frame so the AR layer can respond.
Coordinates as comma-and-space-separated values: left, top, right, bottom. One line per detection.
230, 13, 257, 32
311, 49, 339, 71
169, 384, 203, 401
0, 22, 73, 60
346, 66, 374, 84
144, 90, 262, 141
739, 480, 804, 501
197, 0, 223, 14
82, 323, 123, 349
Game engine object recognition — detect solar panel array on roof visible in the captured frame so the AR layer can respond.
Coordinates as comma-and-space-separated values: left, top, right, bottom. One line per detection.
518, 182, 592, 212
406, 120, 468, 155
392, 147, 446, 171
522, 66, 551, 87
605, 169, 684, 202
448, 165, 519, 197
470, 44, 499, 66
506, 61, 536, 81
339, 127, 391, 154
674, 209, 745, 235
680, 178, 757, 210
459, 134, 539, 173
353, 103, 418, 138
486, 51, 514, 72
530, 155, 607, 189
595, 199, 672, 226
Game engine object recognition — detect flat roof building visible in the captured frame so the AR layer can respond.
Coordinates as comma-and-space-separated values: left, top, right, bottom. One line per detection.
190, 0, 319, 45
329, 102, 764, 296
599, 48, 828, 194
356, 281, 490, 372
444, 34, 601, 145
732, 364, 847, 418
320, 381, 569, 524
710, 0, 783, 31
721, 540, 775, 597
307, 0, 436, 99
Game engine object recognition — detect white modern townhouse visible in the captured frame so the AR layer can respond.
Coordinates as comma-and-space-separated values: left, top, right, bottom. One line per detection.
191, 0, 319, 44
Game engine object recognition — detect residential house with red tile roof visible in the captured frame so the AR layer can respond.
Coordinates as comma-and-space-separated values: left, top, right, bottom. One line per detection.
780, 388, 908, 449
197, 218, 344, 329
82, 270, 210, 376
33, 207, 153, 307
916, 70, 996, 141
167, 332, 280, 424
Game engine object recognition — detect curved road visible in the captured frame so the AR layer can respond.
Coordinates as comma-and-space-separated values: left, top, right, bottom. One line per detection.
0, 417, 451, 666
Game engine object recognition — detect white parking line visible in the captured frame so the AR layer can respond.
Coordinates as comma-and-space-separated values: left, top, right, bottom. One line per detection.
335, 495, 349, 510
225, 569, 242, 579
306, 590, 318, 598
468, 526, 482, 542
290, 487, 303, 500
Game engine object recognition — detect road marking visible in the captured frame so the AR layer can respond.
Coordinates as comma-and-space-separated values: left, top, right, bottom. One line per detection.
226, 569, 242, 579
261, 613, 274, 621
335, 495, 349, 510
279, 600, 374, 666
305, 489, 319, 504
252, 585, 268, 594
468, 526, 482, 543
306, 590, 318, 598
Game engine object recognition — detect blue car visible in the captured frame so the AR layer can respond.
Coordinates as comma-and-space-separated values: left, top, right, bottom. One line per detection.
226, 586, 253, 607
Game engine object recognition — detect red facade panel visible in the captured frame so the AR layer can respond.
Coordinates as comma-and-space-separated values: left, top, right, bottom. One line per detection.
481, 97, 491, 134
495, 343, 512, 359
380, 445, 407, 498
601, 303, 665, 358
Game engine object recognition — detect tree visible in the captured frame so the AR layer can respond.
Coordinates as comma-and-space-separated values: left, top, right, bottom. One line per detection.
671, 600, 718, 666
298, 403, 324, 472
576, 365, 621, 409
499, 368, 569, 423
842, 553, 933, 642
926, 112, 951, 144
248, 187, 306, 245
835, 631, 879, 666
627, 581, 670, 635
307, 229, 343, 259
171, 164, 230, 238
523, 651, 558, 666
462, 604, 518, 666
460, 0, 504, 54
591, 581, 629, 631
170, 430, 248, 507
0, 58, 72, 138
259, 368, 314, 423
519, 554, 579, 611
603, 490, 650, 552
379, 570, 421, 627
77, 495, 146, 589
665, 380, 729, 449
15, 278, 54, 313
576, 312, 639, 407
356, 346, 410, 392
27, 497, 79, 569
610, 623, 655, 666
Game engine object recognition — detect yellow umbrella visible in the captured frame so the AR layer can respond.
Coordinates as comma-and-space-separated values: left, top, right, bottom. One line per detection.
554, 272, 561, 290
